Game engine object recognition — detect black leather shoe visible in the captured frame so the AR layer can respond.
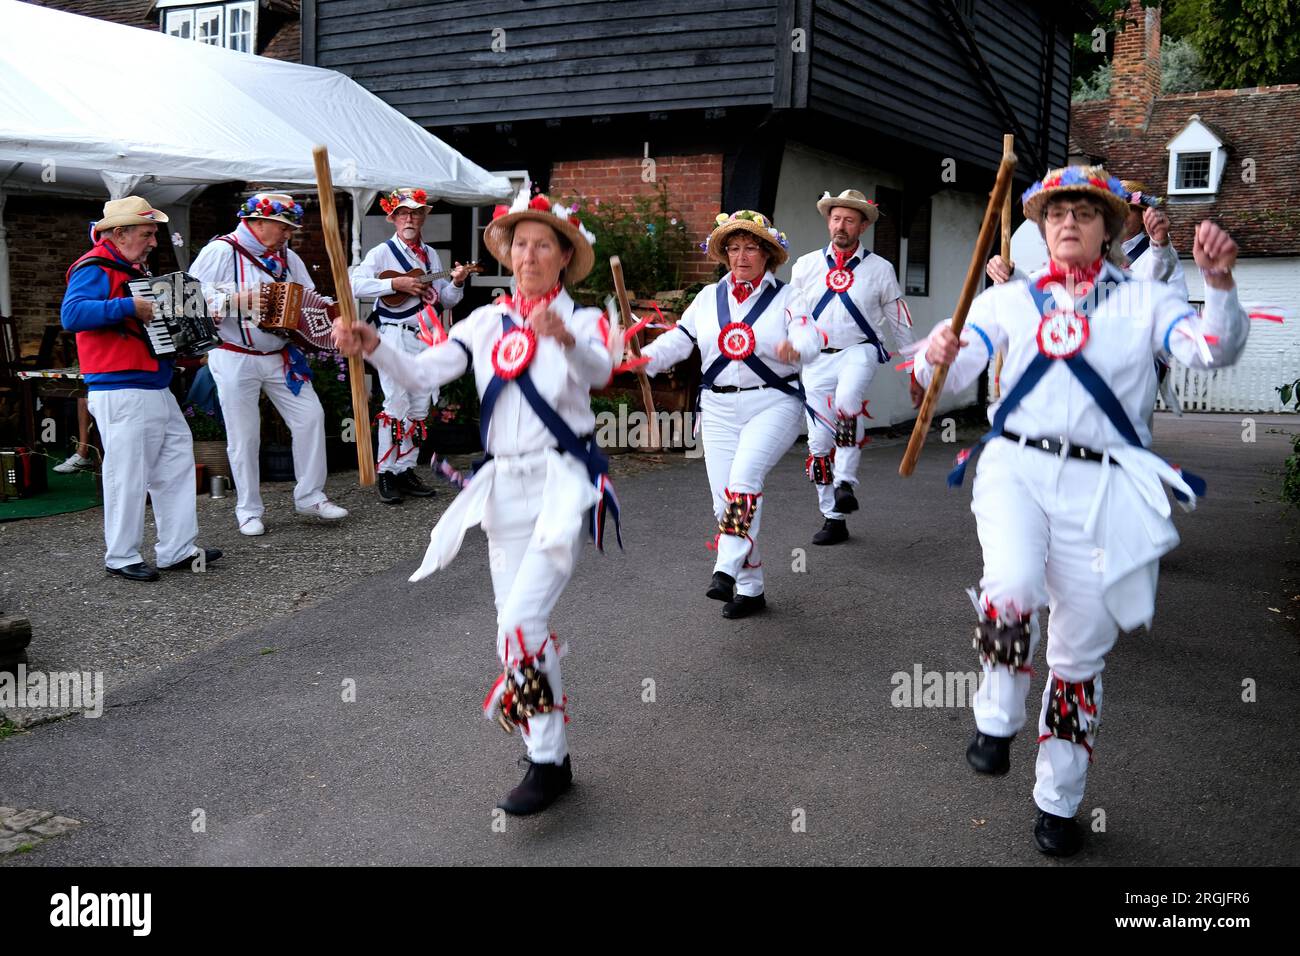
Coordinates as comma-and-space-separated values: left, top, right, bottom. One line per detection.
397, 469, 436, 497
497, 756, 573, 815
106, 562, 159, 582
722, 592, 766, 619
1034, 809, 1083, 857
966, 731, 1013, 775
706, 571, 735, 602
377, 472, 404, 504
833, 481, 859, 514
159, 548, 224, 572
812, 517, 848, 545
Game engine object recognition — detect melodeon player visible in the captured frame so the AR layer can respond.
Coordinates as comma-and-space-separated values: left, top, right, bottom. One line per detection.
60, 196, 222, 582
348, 187, 472, 504
189, 192, 349, 537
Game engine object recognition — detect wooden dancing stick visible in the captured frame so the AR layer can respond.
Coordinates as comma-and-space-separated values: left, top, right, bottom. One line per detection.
609, 256, 660, 450
993, 133, 1014, 400
312, 144, 376, 486
899, 145, 1017, 478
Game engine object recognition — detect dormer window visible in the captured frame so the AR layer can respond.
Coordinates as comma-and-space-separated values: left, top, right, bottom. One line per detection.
160, 1, 257, 54
1166, 115, 1226, 197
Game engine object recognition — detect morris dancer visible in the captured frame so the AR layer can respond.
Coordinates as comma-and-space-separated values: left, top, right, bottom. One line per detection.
791, 189, 914, 545
334, 187, 631, 815
190, 193, 348, 536
349, 187, 471, 503
641, 211, 821, 618
913, 166, 1246, 856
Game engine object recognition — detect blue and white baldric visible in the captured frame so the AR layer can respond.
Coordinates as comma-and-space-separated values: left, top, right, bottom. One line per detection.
811, 251, 890, 364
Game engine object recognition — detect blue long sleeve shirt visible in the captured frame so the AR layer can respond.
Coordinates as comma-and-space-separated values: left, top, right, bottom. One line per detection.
61, 260, 174, 391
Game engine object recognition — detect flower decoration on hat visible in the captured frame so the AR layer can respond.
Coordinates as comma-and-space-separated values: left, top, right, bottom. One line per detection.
239, 194, 304, 226
379, 187, 430, 215
491, 183, 597, 246
714, 210, 789, 250
1020, 165, 1131, 226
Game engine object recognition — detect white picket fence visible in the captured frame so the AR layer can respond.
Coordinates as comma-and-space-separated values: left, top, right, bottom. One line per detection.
1157, 350, 1300, 413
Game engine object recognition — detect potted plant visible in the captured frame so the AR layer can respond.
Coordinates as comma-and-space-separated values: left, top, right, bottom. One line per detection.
184, 402, 231, 479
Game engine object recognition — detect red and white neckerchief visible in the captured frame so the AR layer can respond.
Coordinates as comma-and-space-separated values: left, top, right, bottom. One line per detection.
501, 282, 562, 320
401, 239, 430, 269
832, 245, 854, 270
731, 278, 756, 304
1037, 257, 1104, 296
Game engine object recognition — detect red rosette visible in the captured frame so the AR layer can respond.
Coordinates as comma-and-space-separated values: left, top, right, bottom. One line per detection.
491, 326, 538, 380
1036, 309, 1090, 360
528, 195, 552, 212
825, 267, 854, 293
413, 189, 428, 204
717, 322, 757, 361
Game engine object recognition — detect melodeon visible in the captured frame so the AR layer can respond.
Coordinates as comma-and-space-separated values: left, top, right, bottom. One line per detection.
258, 282, 340, 351
125, 272, 220, 359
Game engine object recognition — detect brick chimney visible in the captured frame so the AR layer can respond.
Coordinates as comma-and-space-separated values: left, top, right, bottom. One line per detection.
1109, 0, 1161, 137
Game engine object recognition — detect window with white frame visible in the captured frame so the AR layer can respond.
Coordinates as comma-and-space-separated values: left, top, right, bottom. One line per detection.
1166, 115, 1226, 196
162, 2, 257, 53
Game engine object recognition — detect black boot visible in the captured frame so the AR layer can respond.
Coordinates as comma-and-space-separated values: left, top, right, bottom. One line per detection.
833, 482, 859, 514
377, 472, 404, 504
812, 517, 848, 546
397, 469, 436, 498
1034, 809, 1083, 857
497, 756, 573, 815
706, 571, 735, 602
106, 562, 159, 582
722, 592, 766, 619
966, 731, 1013, 775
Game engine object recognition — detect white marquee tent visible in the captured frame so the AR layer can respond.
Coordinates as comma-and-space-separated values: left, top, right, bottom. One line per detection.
0, 0, 512, 312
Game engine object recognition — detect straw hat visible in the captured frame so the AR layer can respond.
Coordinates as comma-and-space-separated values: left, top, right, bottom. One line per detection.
380, 187, 432, 218
1021, 165, 1130, 231
815, 189, 880, 225
93, 196, 169, 233
1120, 179, 1163, 209
704, 210, 790, 268
482, 183, 596, 283
238, 192, 305, 229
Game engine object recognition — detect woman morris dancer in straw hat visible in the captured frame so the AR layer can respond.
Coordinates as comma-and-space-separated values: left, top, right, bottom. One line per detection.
911, 165, 1247, 856
640, 210, 825, 619
334, 184, 641, 815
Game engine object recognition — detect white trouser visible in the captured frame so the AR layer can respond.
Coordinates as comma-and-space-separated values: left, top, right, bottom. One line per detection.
483, 458, 584, 765
208, 347, 328, 525
700, 388, 804, 597
377, 323, 439, 475
87, 387, 198, 569
968, 438, 1131, 818
803, 343, 878, 518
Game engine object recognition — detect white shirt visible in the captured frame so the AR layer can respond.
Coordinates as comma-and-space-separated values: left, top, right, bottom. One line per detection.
790, 242, 915, 352
1124, 231, 1189, 302
190, 225, 317, 353
349, 236, 464, 325
364, 288, 611, 458
642, 271, 821, 387
913, 261, 1248, 451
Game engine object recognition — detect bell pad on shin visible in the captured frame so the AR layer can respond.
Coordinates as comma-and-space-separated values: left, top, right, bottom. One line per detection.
719, 489, 760, 537
833, 414, 858, 448
494, 661, 559, 734
973, 615, 1032, 670
1043, 676, 1097, 748
805, 453, 834, 485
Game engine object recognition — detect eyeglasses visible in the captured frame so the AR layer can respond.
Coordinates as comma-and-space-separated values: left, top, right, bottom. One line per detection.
726, 244, 763, 256
1045, 204, 1102, 224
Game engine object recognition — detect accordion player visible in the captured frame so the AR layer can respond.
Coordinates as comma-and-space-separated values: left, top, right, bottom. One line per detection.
126, 272, 221, 359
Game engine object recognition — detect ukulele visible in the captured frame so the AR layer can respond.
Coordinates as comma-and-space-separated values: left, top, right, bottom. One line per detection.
378, 261, 484, 307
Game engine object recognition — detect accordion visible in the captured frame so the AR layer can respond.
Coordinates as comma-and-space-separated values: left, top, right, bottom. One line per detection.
257, 282, 340, 352
126, 272, 220, 359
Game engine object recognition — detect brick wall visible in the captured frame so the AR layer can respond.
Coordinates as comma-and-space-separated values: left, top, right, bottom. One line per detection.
550, 153, 724, 288
8, 196, 104, 354
1109, 0, 1161, 137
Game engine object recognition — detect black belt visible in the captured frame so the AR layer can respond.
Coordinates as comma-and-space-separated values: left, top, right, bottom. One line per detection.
380, 321, 419, 332
821, 339, 869, 355
1002, 430, 1112, 464
710, 373, 799, 394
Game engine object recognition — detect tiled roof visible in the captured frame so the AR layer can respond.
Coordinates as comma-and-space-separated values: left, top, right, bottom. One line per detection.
1070, 86, 1300, 257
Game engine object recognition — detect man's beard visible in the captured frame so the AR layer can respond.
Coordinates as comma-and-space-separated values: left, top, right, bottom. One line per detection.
832, 233, 856, 249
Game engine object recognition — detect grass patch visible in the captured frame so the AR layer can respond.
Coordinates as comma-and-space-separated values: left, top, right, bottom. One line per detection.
0, 718, 20, 740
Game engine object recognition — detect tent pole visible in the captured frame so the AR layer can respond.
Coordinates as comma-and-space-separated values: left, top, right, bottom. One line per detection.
0, 190, 11, 317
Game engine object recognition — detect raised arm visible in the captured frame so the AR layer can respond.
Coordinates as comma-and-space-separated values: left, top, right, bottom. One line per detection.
1153, 221, 1247, 369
